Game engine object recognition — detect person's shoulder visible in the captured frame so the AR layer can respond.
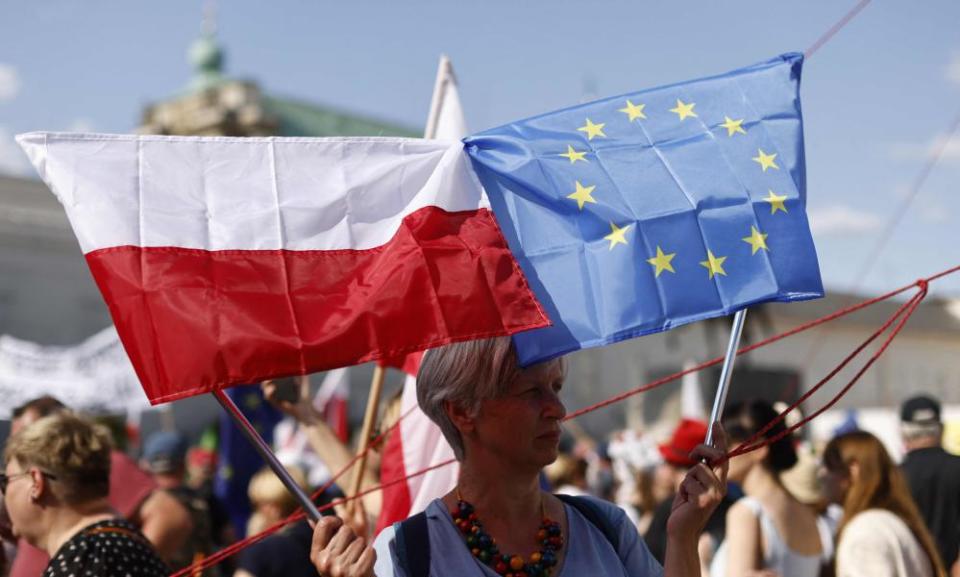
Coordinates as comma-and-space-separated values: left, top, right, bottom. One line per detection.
846, 509, 905, 535
75, 519, 168, 576
559, 494, 629, 524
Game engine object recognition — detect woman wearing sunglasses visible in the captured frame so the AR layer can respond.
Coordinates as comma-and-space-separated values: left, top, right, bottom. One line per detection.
3, 412, 169, 577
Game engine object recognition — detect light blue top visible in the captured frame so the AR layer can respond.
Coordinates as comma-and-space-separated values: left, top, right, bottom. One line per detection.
373, 496, 663, 577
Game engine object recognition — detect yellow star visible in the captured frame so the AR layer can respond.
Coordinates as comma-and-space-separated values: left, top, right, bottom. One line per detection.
567, 181, 597, 210
577, 118, 606, 140
669, 98, 697, 121
742, 226, 769, 255
619, 100, 647, 122
559, 145, 588, 164
646, 246, 676, 277
763, 190, 788, 214
752, 149, 779, 171
700, 250, 727, 279
719, 116, 746, 137
604, 222, 632, 250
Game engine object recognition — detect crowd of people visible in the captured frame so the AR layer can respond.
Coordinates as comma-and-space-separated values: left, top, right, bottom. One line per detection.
1, 336, 958, 577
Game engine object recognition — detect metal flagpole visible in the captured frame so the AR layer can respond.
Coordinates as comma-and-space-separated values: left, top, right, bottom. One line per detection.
213, 388, 322, 523
705, 308, 748, 447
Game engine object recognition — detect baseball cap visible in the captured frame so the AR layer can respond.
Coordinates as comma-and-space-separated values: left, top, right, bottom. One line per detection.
659, 418, 708, 467
900, 395, 941, 425
142, 431, 187, 473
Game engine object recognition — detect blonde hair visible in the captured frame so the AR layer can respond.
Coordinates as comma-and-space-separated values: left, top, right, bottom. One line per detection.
247, 466, 308, 518
416, 336, 564, 460
824, 431, 946, 577
4, 412, 112, 505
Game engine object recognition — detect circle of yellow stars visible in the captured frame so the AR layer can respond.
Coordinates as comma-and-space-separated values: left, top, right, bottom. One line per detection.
556, 94, 793, 277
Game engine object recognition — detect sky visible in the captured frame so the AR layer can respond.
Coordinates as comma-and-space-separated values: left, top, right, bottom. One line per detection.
1, 0, 959, 299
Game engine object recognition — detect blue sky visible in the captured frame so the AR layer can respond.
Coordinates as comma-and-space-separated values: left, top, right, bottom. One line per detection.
2, 1, 959, 298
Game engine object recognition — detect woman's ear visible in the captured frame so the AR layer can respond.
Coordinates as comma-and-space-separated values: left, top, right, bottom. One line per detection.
29, 467, 47, 502
445, 400, 475, 434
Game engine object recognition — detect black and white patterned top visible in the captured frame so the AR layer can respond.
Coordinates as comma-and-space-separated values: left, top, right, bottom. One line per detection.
43, 518, 169, 577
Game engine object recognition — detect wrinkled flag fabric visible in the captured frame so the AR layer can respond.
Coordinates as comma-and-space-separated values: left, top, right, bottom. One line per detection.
465, 53, 822, 366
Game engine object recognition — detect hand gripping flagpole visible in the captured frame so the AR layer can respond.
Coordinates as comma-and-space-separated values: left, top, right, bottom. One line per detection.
705, 308, 748, 447
213, 388, 322, 523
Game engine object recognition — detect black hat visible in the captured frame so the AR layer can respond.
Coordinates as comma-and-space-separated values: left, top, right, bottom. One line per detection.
900, 395, 941, 424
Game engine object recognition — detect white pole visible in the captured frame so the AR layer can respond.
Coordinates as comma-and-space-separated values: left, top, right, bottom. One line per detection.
424, 54, 453, 139
705, 308, 748, 447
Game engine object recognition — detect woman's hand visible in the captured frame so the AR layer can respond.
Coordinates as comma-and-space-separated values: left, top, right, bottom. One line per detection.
262, 377, 320, 424
310, 516, 376, 577
665, 423, 729, 542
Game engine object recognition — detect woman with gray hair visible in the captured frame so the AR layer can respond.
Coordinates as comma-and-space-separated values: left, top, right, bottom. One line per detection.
311, 336, 728, 577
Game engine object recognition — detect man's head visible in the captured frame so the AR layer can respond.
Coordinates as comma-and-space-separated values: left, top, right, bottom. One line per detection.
141, 431, 187, 480
654, 418, 707, 497
10, 396, 67, 435
900, 394, 942, 451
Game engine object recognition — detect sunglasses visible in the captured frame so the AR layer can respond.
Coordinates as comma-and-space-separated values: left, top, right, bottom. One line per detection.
0, 470, 58, 494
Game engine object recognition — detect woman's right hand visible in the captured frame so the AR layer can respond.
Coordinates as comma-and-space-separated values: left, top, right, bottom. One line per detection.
310, 516, 376, 577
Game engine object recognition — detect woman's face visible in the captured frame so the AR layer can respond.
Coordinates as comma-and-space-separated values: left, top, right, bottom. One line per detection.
470, 361, 566, 472
2, 458, 41, 544
818, 463, 850, 505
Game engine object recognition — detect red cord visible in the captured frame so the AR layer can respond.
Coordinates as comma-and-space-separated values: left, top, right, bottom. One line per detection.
805, 0, 874, 59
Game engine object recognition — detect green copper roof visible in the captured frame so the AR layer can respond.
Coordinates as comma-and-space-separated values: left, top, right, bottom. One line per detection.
263, 96, 418, 137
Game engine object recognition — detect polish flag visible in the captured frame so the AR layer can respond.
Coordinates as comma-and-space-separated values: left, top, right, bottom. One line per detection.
315, 368, 350, 443
376, 56, 466, 533
376, 350, 458, 533
16, 132, 548, 404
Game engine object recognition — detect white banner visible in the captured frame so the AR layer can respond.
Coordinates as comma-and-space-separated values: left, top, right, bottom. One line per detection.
0, 326, 149, 419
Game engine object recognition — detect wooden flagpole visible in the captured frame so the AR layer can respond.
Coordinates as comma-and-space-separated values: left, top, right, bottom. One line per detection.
347, 365, 386, 520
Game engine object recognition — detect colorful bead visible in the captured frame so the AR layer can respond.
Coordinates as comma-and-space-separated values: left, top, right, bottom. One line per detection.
453, 498, 563, 577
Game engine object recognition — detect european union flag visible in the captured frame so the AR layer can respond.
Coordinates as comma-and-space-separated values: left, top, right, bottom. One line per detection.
465, 53, 822, 366
214, 385, 283, 538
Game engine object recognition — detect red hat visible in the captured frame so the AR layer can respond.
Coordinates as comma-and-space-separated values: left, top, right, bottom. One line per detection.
659, 418, 708, 467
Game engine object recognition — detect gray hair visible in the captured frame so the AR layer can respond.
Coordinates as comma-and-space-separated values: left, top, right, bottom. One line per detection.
901, 421, 942, 441
417, 336, 562, 460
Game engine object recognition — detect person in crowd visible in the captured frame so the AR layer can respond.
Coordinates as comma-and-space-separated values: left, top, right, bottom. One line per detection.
261, 379, 382, 536
545, 454, 590, 497
234, 465, 322, 577
3, 412, 168, 576
310, 336, 728, 577
711, 400, 830, 577
141, 430, 220, 575
4, 396, 193, 576
899, 394, 960, 576
822, 430, 946, 577
644, 418, 733, 568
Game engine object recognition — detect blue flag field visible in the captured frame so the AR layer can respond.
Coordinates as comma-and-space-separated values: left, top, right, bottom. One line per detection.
466, 53, 822, 366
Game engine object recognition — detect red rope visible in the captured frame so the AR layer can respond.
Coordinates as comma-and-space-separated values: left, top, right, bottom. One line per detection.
729, 283, 927, 459
172, 265, 956, 575
169, 405, 417, 577
563, 273, 922, 422
805, 0, 874, 59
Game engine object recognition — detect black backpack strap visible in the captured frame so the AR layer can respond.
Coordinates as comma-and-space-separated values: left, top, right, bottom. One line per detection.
555, 494, 621, 554
396, 511, 431, 577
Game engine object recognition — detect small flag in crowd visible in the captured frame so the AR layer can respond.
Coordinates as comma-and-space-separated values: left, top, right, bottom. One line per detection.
214, 385, 283, 538
314, 368, 350, 443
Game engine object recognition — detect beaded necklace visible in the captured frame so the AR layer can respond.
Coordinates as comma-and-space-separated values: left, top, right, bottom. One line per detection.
450, 489, 564, 577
